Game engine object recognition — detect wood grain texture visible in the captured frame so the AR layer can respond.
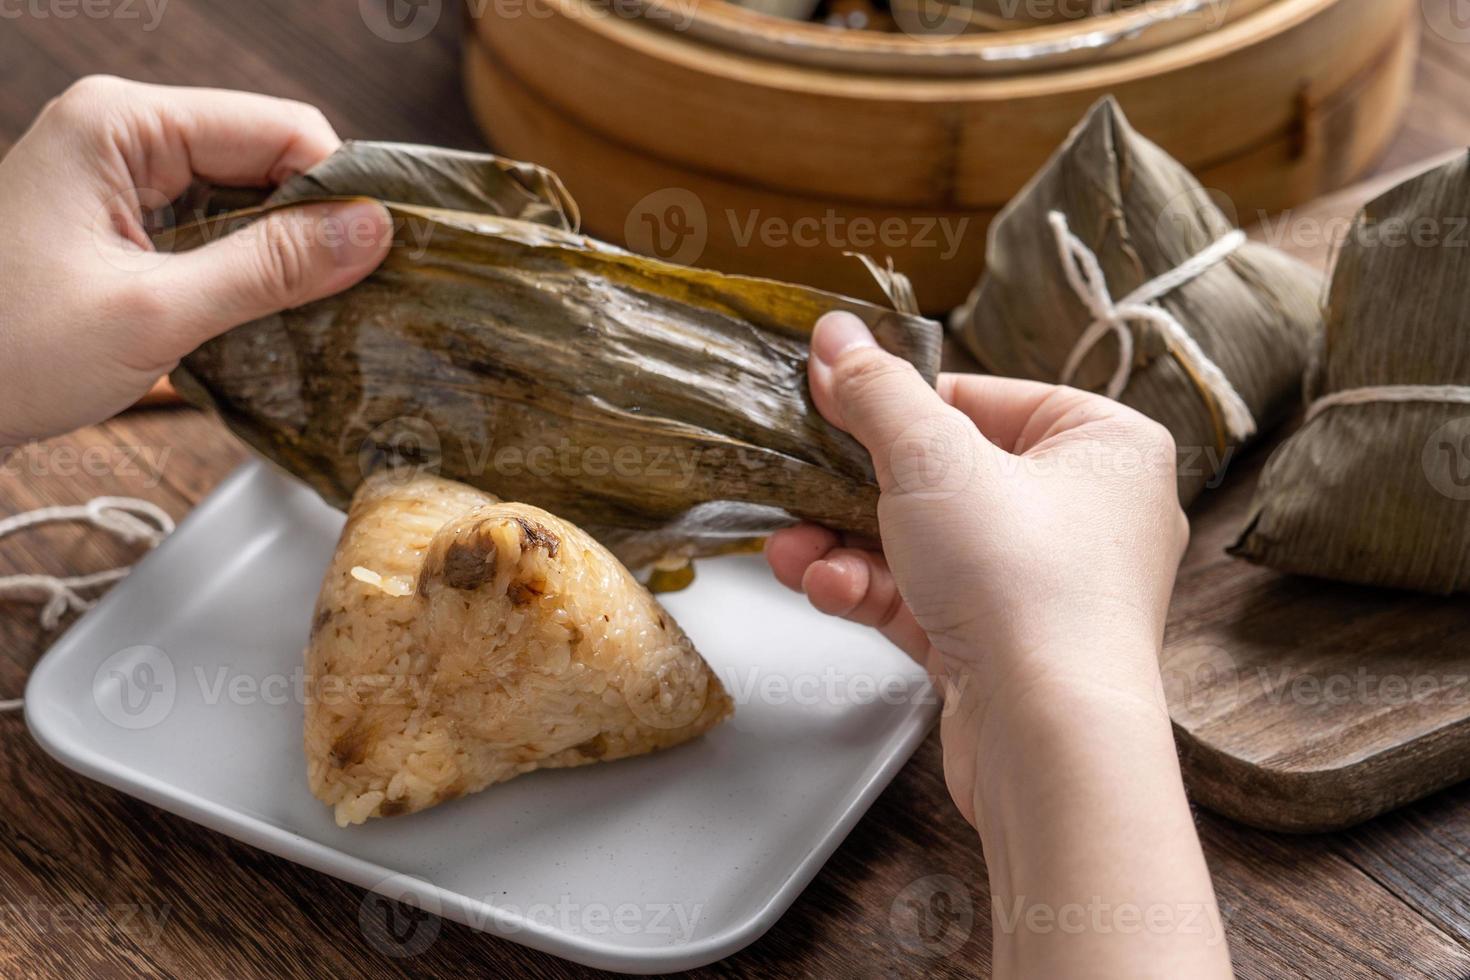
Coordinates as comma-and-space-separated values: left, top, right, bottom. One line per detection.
4, 2, 1470, 977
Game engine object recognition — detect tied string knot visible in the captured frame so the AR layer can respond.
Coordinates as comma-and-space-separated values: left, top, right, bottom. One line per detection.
1047, 210, 1257, 443
0, 497, 175, 632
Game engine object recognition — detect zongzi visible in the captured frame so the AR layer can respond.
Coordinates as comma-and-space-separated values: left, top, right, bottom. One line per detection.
167, 142, 942, 572
950, 97, 1322, 504
1230, 152, 1470, 594
307, 472, 733, 826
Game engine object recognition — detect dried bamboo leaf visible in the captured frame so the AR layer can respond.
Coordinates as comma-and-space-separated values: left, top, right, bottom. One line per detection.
1230, 152, 1470, 594
168, 143, 941, 568
950, 97, 1322, 504
262, 141, 579, 231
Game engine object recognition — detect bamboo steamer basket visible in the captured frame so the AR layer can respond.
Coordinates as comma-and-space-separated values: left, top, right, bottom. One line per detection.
662, 0, 1281, 76
464, 0, 1417, 313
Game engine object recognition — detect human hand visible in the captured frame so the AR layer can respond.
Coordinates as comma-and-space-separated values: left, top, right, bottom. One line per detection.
0, 76, 392, 444
767, 310, 1189, 824
770, 313, 1227, 976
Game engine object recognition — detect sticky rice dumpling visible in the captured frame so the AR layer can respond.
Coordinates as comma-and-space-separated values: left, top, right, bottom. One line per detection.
306, 472, 733, 826
950, 97, 1322, 504
167, 142, 942, 572
1230, 152, 1470, 594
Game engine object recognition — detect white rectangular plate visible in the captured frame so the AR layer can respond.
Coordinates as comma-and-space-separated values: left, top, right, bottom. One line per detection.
25, 462, 936, 972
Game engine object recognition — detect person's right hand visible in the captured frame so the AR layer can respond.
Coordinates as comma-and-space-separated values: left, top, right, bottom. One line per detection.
770, 312, 1229, 978
767, 310, 1190, 825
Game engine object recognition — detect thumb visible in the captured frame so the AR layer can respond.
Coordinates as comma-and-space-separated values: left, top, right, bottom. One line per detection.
809, 310, 982, 496
146, 198, 393, 356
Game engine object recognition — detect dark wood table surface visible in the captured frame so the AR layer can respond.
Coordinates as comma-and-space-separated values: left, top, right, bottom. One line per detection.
4, 3, 1470, 977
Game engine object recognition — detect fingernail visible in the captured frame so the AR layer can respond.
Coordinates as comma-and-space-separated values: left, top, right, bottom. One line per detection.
812, 311, 877, 366
324, 200, 391, 267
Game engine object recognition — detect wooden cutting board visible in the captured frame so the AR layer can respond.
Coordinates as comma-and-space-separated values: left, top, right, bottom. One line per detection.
1166, 151, 1470, 832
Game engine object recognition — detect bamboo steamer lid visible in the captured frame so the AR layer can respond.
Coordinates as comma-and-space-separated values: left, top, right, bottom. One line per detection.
464, 0, 1416, 312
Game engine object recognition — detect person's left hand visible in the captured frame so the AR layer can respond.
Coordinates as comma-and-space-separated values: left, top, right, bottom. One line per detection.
0, 75, 393, 444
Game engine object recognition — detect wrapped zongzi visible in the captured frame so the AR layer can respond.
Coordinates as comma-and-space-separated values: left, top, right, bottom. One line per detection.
1230, 152, 1470, 594
167, 142, 942, 571
307, 472, 732, 825
950, 97, 1322, 504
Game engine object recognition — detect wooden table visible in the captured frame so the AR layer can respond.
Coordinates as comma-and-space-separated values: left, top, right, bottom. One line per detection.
3, 3, 1470, 976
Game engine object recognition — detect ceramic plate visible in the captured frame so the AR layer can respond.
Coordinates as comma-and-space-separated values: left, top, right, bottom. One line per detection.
25, 462, 936, 972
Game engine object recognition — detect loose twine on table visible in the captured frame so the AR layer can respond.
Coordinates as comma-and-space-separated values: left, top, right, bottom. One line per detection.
1048, 210, 1258, 443
0, 497, 174, 713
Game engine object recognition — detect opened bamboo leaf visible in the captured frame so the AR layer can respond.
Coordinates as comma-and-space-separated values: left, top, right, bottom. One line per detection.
168, 143, 942, 569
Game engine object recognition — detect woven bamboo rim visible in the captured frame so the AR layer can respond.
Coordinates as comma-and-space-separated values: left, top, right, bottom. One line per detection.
638, 0, 1278, 76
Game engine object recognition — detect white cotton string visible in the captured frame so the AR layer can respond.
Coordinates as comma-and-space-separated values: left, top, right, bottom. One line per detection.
1048, 210, 1258, 442
0, 497, 175, 714
1306, 385, 1470, 423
